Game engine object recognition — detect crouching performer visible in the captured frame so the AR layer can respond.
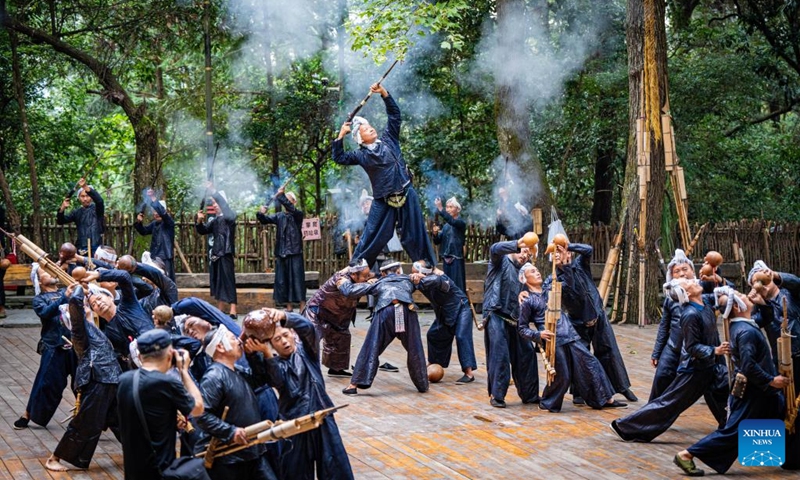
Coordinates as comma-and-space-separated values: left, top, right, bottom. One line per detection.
673, 287, 788, 476
341, 261, 429, 395
46, 287, 122, 472
257, 309, 354, 480
517, 264, 626, 412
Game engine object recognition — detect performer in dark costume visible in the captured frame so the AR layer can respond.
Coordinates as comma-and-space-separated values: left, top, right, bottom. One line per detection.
412, 260, 477, 384
517, 264, 625, 412
134, 188, 176, 280
195, 326, 278, 480
196, 182, 238, 318
495, 186, 532, 241
82, 268, 153, 366
45, 288, 121, 472
482, 238, 540, 408
257, 186, 306, 312
650, 249, 695, 401
57, 177, 104, 255
544, 242, 637, 402
610, 279, 730, 443
251, 309, 355, 480
332, 83, 436, 267
13, 265, 77, 430
304, 259, 373, 377
341, 261, 429, 395
673, 287, 789, 476
432, 197, 466, 292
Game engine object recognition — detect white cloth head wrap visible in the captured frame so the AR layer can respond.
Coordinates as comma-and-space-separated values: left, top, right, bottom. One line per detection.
747, 260, 770, 286
141, 251, 165, 275
359, 189, 373, 206
379, 261, 402, 272
663, 279, 690, 305
205, 325, 234, 357
31, 262, 41, 296
285, 192, 297, 204
87, 283, 113, 299
95, 247, 117, 263
666, 249, 693, 282
412, 261, 433, 275
514, 201, 528, 216
351, 116, 369, 144
714, 286, 747, 319
347, 259, 370, 274
518, 262, 534, 284
446, 197, 461, 212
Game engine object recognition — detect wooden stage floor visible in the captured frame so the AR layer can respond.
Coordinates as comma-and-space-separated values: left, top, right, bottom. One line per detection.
0, 310, 795, 479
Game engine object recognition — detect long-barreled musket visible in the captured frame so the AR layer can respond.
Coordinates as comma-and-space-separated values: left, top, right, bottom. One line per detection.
541, 243, 560, 385
64, 154, 104, 200
196, 405, 347, 460
599, 222, 624, 307
1, 228, 78, 288
345, 60, 399, 123
684, 222, 708, 258
466, 288, 485, 331
720, 302, 735, 390
779, 297, 797, 434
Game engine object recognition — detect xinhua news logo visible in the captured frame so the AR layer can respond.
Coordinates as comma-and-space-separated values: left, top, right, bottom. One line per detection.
738, 419, 785, 467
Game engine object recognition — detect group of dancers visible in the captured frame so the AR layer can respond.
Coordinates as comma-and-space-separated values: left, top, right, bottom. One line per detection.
7, 81, 799, 478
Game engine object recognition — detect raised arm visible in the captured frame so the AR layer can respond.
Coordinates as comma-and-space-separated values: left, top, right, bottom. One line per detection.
383, 93, 401, 143
489, 240, 520, 267
171, 297, 242, 336
68, 288, 89, 357
87, 188, 104, 218
517, 294, 545, 342
134, 220, 154, 236
681, 309, 715, 362
282, 312, 319, 358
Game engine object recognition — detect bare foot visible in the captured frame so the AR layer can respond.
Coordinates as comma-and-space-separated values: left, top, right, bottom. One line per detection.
45, 456, 69, 472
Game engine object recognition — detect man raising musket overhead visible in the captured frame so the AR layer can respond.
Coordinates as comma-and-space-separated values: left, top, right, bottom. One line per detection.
332, 83, 436, 269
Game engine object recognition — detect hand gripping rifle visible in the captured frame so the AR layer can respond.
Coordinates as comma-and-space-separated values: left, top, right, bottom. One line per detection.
779, 297, 797, 434
345, 60, 399, 123
64, 153, 104, 200
196, 405, 348, 461
541, 243, 560, 385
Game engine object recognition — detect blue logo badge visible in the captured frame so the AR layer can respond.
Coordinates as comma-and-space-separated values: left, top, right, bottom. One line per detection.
738, 419, 785, 467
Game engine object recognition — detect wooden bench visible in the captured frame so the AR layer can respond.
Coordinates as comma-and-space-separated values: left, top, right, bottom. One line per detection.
3, 264, 33, 287
175, 271, 320, 289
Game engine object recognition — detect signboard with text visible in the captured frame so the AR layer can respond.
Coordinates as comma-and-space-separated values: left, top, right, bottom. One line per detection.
302, 217, 321, 240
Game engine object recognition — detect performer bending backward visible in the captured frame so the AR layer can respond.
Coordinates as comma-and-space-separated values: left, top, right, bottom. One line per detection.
412, 260, 477, 384
517, 264, 626, 412
257, 185, 306, 312
650, 249, 695, 401
432, 197, 467, 292
196, 182, 238, 319
46, 288, 121, 472
254, 309, 354, 480
14, 265, 77, 430
196, 326, 278, 480
134, 188, 176, 280
57, 177, 104, 255
482, 238, 540, 408
332, 83, 436, 267
611, 279, 729, 443
304, 259, 373, 378
544, 242, 637, 403
673, 287, 789, 476
341, 261, 429, 395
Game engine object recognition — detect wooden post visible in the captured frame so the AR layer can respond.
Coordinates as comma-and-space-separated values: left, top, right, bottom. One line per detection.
174, 240, 193, 274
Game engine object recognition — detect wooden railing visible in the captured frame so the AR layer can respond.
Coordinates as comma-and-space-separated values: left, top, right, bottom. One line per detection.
13, 215, 800, 280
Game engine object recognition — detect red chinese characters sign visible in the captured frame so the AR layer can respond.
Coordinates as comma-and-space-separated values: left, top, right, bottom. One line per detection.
302, 217, 321, 240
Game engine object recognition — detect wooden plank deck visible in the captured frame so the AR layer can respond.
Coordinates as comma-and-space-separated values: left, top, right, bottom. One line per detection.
0, 311, 796, 479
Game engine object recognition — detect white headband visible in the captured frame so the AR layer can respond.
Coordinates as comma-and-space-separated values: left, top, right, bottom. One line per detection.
446, 197, 461, 211
31, 262, 41, 296
347, 259, 369, 274
379, 261, 401, 272
359, 189, 373, 205
747, 260, 770, 286
95, 247, 117, 263
663, 279, 690, 305
351, 116, 368, 144
412, 261, 433, 275
141, 251, 165, 275
714, 286, 747, 319
87, 283, 113, 299
285, 192, 297, 203
204, 325, 234, 357
666, 249, 692, 282
518, 263, 534, 284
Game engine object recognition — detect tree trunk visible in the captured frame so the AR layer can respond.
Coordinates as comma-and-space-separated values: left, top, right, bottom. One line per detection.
2, 10, 160, 207
590, 141, 614, 225
0, 143, 21, 232
9, 31, 42, 244
494, 0, 553, 212
621, 0, 669, 324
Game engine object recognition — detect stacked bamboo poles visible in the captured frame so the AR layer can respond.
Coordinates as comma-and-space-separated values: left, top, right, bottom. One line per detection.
636, 70, 651, 328
2, 230, 77, 287
542, 243, 560, 385
780, 298, 797, 434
